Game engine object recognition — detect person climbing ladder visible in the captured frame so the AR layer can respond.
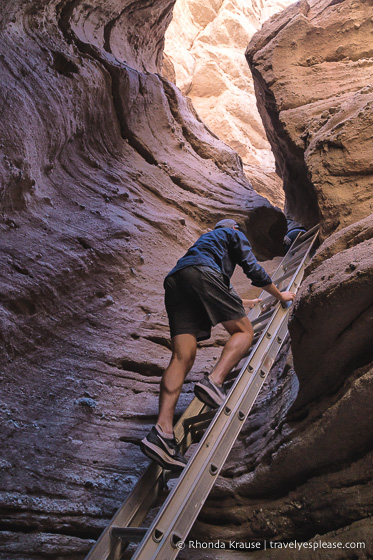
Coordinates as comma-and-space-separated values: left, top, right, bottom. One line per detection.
141, 218, 295, 471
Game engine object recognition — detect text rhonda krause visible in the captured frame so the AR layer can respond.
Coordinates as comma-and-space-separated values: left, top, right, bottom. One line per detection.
186, 539, 366, 551
187, 541, 261, 550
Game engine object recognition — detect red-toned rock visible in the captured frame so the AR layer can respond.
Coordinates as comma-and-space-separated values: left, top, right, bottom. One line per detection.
289, 213, 373, 409
246, 0, 373, 236
0, 1, 284, 557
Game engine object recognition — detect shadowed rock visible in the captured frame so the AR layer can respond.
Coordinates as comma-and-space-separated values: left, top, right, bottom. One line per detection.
0, 0, 284, 556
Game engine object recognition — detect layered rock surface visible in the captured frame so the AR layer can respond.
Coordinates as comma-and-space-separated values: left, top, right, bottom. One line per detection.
0, 1, 285, 558
246, 0, 373, 234
164, 0, 294, 175
1, 0, 373, 558
290, 213, 373, 410
178, 0, 373, 554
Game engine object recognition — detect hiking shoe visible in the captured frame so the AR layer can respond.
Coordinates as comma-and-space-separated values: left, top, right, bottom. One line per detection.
194, 376, 227, 408
140, 425, 187, 472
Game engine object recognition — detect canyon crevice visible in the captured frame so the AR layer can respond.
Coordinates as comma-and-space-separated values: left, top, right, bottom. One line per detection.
1, 0, 372, 559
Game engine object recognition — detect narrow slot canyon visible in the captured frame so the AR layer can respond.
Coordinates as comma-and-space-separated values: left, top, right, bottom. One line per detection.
0, 1, 372, 559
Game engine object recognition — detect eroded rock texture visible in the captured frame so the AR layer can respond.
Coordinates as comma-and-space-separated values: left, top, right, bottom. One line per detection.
180, 215, 373, 552
164, 0, 297, 209
246, 0, 373, 235
0, 1, 285, 558
290, 213, 373, 410
1, 0, 373, 558
164, 0, 294, 170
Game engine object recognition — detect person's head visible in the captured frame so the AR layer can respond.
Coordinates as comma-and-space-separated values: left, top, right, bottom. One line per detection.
214, 218, 242, 231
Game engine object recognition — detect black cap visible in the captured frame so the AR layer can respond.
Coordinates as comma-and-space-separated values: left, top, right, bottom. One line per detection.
214, 219, 240, 230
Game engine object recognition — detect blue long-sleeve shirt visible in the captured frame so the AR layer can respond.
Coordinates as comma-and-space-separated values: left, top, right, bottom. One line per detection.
166, 227, 272, 287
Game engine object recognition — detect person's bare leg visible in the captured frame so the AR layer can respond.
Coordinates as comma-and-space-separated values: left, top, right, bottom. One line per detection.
209, 316, 253, 386
157, 333, 197, 434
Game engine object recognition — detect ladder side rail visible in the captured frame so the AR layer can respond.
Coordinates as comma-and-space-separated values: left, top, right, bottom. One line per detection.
131, 234, 318, 560
84, 400, 207, 560
283, 231, 319, 292
131, 308, 291, 560
247, 229, 317, 322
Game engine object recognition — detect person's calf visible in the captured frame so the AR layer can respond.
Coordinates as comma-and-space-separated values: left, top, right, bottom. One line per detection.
210, 331, 252, 386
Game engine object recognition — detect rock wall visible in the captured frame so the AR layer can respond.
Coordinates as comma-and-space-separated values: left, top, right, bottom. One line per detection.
1, 0, 373, 558
163, 0, 294, 204
182, 217, 373, 557
178, 0, 373, 555
246, 0, 373, 234
0, 1, 285, 558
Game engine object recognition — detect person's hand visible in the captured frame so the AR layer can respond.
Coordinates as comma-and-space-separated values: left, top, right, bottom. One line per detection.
279, 291, 296, 303
242, 298, 262, 309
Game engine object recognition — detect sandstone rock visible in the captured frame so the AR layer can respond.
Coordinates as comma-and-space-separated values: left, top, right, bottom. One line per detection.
0, 532, 94, 560
308, 213, 373, 272
0, 0, 284, 556
246, 0, 373, 235
1, 0, 372, 558
164, 0, 295, 169
289, 214, 373, 409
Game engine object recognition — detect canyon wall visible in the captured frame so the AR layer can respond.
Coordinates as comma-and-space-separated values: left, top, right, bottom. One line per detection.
246, 0, 373, 235
1, 0, 372, 558
164, 0, 294, 170
179, 0, 373, 556
0, 1, 285, 558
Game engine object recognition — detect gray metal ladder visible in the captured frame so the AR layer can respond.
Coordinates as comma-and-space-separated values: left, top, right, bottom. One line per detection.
85, 224, 319, 560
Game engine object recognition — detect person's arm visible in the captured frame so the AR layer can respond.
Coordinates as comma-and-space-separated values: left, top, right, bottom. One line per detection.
232, 231, 273, 287
263, 283, 296, 303
232, 231, 295, 303
242, 298, 262, 309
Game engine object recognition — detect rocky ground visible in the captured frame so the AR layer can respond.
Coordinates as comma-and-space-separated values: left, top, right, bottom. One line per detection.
0, 0, 372, 559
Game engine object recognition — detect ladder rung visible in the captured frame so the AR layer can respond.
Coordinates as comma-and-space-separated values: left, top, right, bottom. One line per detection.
258, 295, 275, 308
188, 422, 212, 441
250, 309, 273, 327
253, 323, 266, 335
297, 224, 319, 242
274, 267, 298, 286
183, 410, 215, 429
283, 249, 307, 270
111, 527, 147, 542
290, 237, 312, 255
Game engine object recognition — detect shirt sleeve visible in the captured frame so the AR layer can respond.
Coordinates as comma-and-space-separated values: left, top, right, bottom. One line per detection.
231, 231, 272, 287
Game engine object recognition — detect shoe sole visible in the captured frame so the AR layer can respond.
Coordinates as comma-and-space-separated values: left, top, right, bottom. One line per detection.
194, 383, 223, 409
140, 439, 186, 472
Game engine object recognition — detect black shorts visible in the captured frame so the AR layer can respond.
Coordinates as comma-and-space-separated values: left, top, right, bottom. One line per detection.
164, 265, 246, 342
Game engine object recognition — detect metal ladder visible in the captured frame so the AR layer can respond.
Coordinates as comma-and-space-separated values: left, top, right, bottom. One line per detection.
85, 224, 319, 560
